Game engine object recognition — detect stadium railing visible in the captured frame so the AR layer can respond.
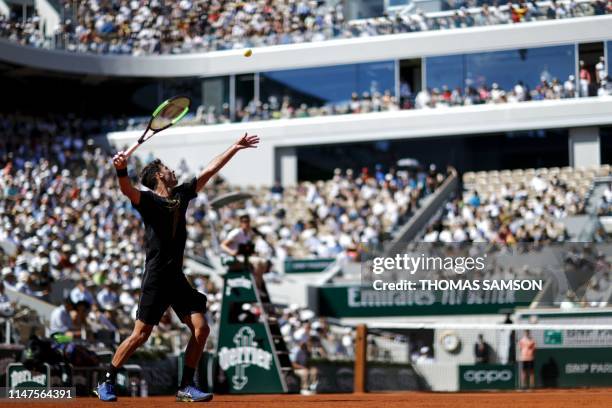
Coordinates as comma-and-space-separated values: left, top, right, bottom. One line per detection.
5, 288, 55, 324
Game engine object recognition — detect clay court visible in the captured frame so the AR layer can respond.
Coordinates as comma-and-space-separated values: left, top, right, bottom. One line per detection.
10, 389, 612, 408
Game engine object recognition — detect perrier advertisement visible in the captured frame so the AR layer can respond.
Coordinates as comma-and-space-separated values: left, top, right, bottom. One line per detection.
216, 271, 286, 393
6, 363, 50, 388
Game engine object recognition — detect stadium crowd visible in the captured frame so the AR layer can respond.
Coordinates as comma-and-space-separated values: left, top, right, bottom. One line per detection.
413, 75, 612, 110
423, 166, 609, 244
188, 90, 401, 127
171, 65, 611, 128
0, 0, 610, 55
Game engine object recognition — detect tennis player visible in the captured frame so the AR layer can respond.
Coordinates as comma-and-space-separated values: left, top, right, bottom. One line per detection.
96, 133, 259, 402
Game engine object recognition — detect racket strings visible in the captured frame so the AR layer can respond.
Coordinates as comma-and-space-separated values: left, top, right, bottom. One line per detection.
150, 96, 190, 131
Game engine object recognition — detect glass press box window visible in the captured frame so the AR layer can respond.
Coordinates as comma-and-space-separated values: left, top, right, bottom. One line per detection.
426, 45, 576, 91
161, 77, 203, 109
202, 76, 230, 119
236, 74, 255, 113
259, 61, 395, 109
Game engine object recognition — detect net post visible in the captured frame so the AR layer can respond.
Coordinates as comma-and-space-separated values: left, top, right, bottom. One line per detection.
354, 324, 367, 393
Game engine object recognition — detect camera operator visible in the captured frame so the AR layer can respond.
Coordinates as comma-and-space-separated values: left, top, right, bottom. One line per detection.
220, 214, 269, 287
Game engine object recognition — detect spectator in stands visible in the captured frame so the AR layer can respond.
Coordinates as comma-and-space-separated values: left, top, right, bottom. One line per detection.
474, 333, 491, 364
97, 283, 120, 311
70, 279, 95, 306
559, 291, 581, 308
593, 0, 609, 14
321, 331, 349, 359
291, 341, 318, 395
415, 88, 432, 109
293, 320, 313, 344
584, 278, 608, 307
595, 56, 607, 84
598, 183, 612, 216
270, 180, 284, 199
467, 190, 481, 207
579, 60, 592, 97
308, 335, 328, 361
563, 75, 576, 98
15, 271, 47, 298
598, 75, 612, 96
415, 346, 434, 364
0, 281, 15, 317
71, 300, 91, 337
518, 330, 536, 389
88, 304, 118, 333
48, 297, 76, 337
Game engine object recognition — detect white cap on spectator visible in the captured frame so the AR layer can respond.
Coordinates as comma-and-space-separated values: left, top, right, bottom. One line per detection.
300, 309, 315, 321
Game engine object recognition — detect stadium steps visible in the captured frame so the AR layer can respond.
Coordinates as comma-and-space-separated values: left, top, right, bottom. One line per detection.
562, 215, 592, 240
384, 169, 459, 256
572, 175, 612, 239
586, 177, 612, 214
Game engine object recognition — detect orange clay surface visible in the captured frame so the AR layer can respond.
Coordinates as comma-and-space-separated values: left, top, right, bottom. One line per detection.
9, 389, 612, 408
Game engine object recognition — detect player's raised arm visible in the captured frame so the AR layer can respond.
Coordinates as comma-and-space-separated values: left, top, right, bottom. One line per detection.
195, 132, 259, 192
113, 151, 141, 204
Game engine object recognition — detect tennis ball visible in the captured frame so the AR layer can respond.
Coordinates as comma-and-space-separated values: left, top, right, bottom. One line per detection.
244, 49, 252, 57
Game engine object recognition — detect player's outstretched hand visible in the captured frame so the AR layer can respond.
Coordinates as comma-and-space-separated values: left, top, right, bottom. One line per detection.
112, 151, 128, 169
234, 133, 260, 150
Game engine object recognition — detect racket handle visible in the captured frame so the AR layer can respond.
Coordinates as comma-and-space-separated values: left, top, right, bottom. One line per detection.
125, 142, 140, 158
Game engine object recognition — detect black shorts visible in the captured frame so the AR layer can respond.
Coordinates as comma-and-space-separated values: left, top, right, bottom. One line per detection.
521, 360, 534, 370
137, 273, 207, 325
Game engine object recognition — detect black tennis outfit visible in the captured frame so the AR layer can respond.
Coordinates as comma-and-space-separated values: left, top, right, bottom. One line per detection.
132, 177, 206, 325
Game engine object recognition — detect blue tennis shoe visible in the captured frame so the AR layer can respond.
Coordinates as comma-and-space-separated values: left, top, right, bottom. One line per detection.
95, 381, 118, 402
176, 385, 213, 402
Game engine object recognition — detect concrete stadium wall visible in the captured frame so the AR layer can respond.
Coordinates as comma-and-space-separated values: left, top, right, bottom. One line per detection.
0, 0, 9, 16
0, 15, 611, 77
34, 0, 60, 37
414, 363, 459, 391
569, 127, 601, 168
106, 97, 612, 186
5, 289, 54, 323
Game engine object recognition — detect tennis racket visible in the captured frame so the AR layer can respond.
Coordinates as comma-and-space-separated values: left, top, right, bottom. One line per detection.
125, 95, 191, 157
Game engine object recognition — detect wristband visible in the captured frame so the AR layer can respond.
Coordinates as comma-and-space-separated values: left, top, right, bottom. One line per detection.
116, 168, 128, 178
